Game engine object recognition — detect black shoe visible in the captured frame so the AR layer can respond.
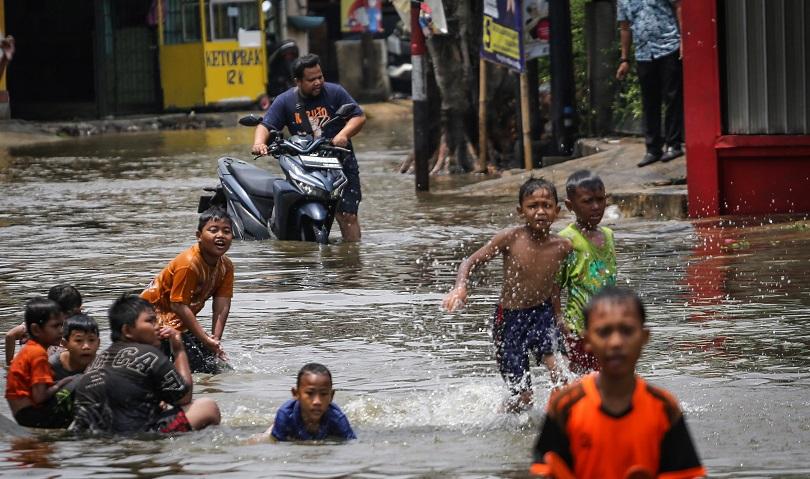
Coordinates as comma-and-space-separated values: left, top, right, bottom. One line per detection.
637, 152, 661, 167
661, 146, 684, 162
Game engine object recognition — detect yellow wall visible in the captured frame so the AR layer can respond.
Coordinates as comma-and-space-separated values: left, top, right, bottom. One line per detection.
160, 43, 205, 109
203, 41, 266, 105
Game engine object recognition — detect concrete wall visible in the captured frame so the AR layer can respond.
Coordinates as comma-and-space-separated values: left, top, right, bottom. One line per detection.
335, 38, 390, 102
286, 0, 309, 55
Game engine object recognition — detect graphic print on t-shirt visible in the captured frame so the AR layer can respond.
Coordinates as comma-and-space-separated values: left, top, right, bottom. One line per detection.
295, 106, 330, 138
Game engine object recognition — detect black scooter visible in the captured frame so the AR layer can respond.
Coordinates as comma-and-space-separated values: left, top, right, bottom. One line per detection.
198, 105, 355, 244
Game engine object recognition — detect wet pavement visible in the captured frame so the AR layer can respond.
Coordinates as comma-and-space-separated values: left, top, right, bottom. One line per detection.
0, 116, 808, 478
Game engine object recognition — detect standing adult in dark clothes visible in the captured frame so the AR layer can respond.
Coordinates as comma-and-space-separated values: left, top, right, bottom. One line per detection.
616, 0, 684, 167
252, 54, 366, 241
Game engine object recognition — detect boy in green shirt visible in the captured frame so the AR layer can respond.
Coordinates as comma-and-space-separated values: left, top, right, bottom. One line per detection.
558, 170, 616, 373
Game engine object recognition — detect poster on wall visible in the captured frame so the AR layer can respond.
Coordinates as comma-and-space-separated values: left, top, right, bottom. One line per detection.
481, 0, 549, 71
341, 0, 384, 33
524, 0, 550, 59
389, 0, 448, 35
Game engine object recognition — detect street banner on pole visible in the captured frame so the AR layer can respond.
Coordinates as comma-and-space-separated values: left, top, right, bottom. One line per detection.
481, 0, 523, 71
481, 0, 549, 71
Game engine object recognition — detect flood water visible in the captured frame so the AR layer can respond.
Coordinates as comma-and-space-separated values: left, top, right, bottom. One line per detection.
0, 116, 808, 478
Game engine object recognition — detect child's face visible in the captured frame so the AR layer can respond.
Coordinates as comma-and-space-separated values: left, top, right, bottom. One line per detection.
293, 372, 335, 424
584, 299, 649, 378
565, 186, 606, 230
197, 218, 234, 260
517, 188, 560, 234
31, 315, 64, 347
123, 309, 161, 347
63, 330, 100, 369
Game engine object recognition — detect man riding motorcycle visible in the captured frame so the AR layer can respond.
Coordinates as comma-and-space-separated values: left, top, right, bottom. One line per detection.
252, 54, 366, 242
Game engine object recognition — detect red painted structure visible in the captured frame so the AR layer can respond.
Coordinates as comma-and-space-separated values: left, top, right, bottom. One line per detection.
682, 2, 810, 217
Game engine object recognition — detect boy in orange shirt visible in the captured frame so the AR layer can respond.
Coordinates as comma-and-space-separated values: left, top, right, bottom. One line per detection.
5, 298, 75, 428
530, 287, 706, 479
141, 206, 234, 373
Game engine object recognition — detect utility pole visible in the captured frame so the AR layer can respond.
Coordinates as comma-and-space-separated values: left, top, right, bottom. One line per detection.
549, 0, 577, 155
411, 1, 429, 191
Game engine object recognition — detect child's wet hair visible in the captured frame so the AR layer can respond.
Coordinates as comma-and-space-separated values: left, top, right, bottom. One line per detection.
48, 284, 82, 315
25, 297, 62, 337
197, 205, 232, 232
518, 177, 558, 205
296, 362, 333, 387
565, 169, 605, 200
64, 313, 99, 340
108, 294, 153, 342
584, 287, 646, 329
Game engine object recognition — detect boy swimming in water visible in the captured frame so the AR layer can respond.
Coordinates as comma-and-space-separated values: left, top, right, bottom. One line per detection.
558, 170, 616, 373
530, 287, 706, 478
443, 177, 573, 410
257, 363, 356, 441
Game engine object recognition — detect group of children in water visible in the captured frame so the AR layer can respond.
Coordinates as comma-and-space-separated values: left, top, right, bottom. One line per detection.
3, 169, 706, 478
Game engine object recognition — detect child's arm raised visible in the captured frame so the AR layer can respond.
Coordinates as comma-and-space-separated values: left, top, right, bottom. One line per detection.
4, 323, 26, 366
442, 230, 513, 312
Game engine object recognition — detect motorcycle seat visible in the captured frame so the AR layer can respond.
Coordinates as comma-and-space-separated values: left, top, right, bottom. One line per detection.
228, 161, 278, 198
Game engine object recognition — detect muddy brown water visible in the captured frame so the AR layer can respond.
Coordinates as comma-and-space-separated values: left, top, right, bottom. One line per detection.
0, 120, 808, 478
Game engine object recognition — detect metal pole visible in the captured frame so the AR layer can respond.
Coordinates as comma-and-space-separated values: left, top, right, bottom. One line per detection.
411, 1, 429, 191
477, 58, 488, 171
520, 72, 533, 170
549, 0, 577, 155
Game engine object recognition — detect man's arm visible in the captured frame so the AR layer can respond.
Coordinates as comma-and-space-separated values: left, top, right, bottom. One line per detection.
617, 21, 632, 80
165, 328, 193, 405
332, 114, 366, 147
169, 302, 222, 356
442, 230, 512, 311
252, 124, 272, 156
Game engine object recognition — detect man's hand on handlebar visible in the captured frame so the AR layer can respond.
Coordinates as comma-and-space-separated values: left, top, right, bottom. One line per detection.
251, 143, 269, 156
332, 133, 349, 148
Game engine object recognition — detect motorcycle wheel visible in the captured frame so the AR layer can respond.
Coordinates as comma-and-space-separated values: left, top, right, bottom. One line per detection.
301, 219, 329, 244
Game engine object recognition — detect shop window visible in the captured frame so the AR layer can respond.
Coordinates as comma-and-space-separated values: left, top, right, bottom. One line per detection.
208, 0, 260, 41
163, 0, 202, 44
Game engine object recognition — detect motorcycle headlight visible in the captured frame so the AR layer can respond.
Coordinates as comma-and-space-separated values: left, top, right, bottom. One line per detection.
293, 179, 328, 199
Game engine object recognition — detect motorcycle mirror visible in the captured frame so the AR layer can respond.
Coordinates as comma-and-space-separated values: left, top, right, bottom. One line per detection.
238, 115, 262, 127
335, 104, 355, 118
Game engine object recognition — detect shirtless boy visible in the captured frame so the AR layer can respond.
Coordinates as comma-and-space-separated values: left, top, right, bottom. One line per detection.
443, 178, 572, 409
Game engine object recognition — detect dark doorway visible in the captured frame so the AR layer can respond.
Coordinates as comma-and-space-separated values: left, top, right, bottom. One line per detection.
6, 0, 97, 119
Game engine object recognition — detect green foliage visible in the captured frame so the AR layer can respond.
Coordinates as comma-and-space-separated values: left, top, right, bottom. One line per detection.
536, 0, 643, 134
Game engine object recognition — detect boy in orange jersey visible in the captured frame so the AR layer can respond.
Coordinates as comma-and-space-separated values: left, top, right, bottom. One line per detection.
530, 287, 706, 479
5, 298, 75, 428
141, 206, 234, 373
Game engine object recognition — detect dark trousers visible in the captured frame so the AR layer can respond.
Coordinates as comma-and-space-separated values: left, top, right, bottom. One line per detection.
161, 332, 221, 374
637, 50, 684, 155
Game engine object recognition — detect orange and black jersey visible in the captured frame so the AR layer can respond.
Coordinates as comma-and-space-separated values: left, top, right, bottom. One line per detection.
531, 374, 706, 479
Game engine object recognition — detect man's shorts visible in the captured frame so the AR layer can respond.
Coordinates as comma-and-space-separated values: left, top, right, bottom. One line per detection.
161, 332, 221, 374
493, 300, 563, 394
565, 333, 600, 374
338, 154, 362, 215
152, 408, 192, 434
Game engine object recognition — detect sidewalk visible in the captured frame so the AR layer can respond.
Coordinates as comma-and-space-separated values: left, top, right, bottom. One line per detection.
0, 100, 412, 147
446, 137, 688, 219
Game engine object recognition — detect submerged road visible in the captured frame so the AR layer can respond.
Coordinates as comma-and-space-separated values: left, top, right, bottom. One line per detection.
0, 117, 808, 477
